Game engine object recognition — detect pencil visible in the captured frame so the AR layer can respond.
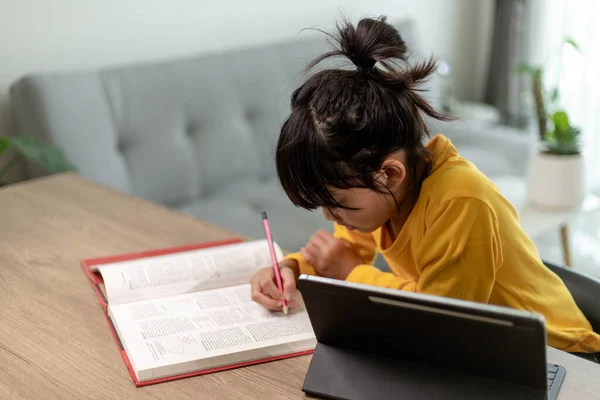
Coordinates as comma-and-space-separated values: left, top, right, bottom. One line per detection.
261, 211, 288, 315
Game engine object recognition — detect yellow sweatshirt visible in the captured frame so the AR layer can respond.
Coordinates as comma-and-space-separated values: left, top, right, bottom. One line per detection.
287, 134, 600, 353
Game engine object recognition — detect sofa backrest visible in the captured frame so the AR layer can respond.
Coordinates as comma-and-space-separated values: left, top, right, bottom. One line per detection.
10, 18, 425, 206
10, 37, 327, 205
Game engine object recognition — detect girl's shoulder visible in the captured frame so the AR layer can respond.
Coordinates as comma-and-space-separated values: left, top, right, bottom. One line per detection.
422, 155, 499, 208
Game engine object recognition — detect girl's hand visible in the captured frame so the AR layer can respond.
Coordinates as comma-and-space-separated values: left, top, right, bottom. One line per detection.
250, 259, 298, 311
301, 230, 362, 280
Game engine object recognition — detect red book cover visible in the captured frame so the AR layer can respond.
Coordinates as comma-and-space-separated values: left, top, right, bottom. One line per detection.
81, 238, 314, 387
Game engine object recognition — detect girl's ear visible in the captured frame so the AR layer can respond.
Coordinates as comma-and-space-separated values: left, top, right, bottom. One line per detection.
378, 158, 407, 191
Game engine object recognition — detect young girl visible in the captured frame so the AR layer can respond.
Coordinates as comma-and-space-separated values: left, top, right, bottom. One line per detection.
250, 16, 600, 357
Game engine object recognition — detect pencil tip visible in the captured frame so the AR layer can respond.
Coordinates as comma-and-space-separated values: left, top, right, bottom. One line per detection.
282, 305, 289, 315
261, 211, 267, 219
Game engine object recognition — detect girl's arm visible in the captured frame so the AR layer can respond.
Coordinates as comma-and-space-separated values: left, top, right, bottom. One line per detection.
346, 198, 503, 303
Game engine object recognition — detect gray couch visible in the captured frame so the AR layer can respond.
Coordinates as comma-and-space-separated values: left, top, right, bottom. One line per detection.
10, 19, 533, 252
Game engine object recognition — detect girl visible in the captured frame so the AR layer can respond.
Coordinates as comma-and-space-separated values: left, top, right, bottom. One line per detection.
250, 16, 600, 356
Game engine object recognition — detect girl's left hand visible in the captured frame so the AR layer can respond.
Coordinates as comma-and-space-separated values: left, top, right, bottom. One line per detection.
300, 230, 362, 280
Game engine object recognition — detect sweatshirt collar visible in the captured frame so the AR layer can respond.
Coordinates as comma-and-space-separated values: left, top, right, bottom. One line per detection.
426, 134, 458, 173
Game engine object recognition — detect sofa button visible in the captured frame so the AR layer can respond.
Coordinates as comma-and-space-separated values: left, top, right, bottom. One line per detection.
245, 110, 258, 122
187, 122, 201, 136
117, 140, 128, 154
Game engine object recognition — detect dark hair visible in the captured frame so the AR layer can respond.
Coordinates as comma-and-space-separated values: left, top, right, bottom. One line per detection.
276, 16, 451, 211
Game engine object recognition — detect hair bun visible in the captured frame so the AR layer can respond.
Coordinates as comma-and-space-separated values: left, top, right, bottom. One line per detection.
338, 16, 408, 71
355, 55, 376, 72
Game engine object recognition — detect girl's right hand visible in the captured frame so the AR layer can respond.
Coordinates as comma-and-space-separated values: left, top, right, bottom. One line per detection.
250, 259, 299, 311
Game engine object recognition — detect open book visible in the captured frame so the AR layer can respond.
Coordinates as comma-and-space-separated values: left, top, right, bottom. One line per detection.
82, 238, 316, 386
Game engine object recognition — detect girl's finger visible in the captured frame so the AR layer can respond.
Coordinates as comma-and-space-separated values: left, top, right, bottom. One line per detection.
315, 230, 335, 244
310, 232, 328, 248
287, 300, 298, 309
301, 247, 316, 265
251, 290, 283, 310
306, 241, 322, 258
281, 267, 297, 300
260, 276, 283, 300
305, 242, 321, 259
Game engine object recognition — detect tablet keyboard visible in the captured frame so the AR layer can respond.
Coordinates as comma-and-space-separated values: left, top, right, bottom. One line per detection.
547, 363, 567, 400
547, 364, 559, 388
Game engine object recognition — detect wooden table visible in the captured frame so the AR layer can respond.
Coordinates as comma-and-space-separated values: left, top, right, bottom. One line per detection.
1, 173, 600, 399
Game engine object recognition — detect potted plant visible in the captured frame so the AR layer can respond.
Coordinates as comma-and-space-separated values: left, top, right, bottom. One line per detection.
519, 38, 586, 208
0, 135, 76, 187
526, 110, 585, 208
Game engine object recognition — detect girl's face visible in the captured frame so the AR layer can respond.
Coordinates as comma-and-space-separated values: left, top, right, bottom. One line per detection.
323, 156, 409, 233
322, 187, 397, 233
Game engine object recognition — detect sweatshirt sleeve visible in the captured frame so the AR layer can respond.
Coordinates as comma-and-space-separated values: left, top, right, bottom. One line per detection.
285, 222, 378, 276
346, 197, 503, 302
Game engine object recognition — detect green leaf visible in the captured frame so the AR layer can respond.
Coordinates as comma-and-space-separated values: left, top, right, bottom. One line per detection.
565, 37, 580, 51
10, 136, 76, 173
552, 111, 570, 132
544, 124, 581, 155
0, 136, 10, 157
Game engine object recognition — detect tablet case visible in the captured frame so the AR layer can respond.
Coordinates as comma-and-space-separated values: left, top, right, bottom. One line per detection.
298, 275, 564, 400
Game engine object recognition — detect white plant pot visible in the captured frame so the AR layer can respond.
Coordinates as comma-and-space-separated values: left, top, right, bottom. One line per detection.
526, 152, 587, 209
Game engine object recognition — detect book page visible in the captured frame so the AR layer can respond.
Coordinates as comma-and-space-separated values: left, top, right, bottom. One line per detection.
108, 283, 315, 380
97, 240, 283, 305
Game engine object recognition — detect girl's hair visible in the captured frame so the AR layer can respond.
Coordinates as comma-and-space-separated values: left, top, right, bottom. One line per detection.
276, 16, 451, 211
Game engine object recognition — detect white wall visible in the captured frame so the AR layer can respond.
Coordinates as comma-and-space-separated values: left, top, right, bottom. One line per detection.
0, 0, 493, 137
